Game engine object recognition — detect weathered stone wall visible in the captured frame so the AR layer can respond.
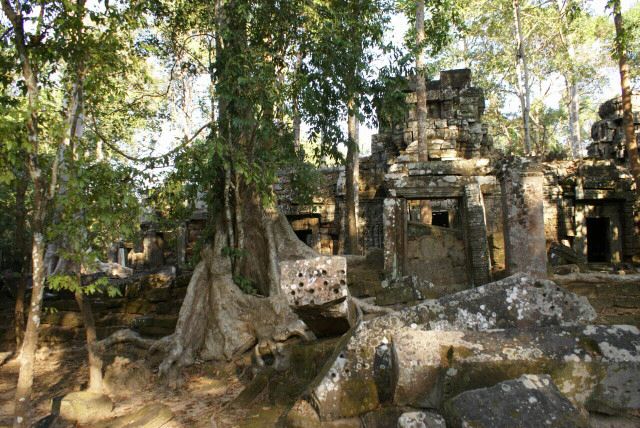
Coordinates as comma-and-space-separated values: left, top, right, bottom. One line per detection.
406, 223, 468, 289
379, 69, 491, 162
500, 161, 547, 278
0, 270, 190, 346
542, 160, 639, 263
589, 92, 640, 160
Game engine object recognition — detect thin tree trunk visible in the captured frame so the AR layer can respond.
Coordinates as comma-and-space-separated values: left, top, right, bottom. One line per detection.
75, 286, 103, 392
13, 232, 45, 428
13, 166, 27, 351
566, 75, 581, 159
415, 0, 428, 161
293, 52, 303, 151
345, 101, 360, 255
1, 2, 48, 425
513, 0, 532, 154
557, 1, 582, 160
613, 0, 640, 191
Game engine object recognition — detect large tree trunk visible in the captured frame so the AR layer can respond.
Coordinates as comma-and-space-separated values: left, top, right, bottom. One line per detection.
13, 166, 28, 351
415, 0, 428, 161
75, 286, 103, 392
345, 105, 360, 254
153, 202, 316, 384
613, 0, 640, 191
513, 0, 532, 154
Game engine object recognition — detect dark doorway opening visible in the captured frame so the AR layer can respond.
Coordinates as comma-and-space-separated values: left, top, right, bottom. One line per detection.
432, 211, 450, 228
587, 217, 610, 262
294, 229, 313, 247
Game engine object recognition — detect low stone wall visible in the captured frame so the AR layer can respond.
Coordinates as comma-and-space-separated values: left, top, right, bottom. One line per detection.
0, 270, 191, 346
552, 272, 640, 327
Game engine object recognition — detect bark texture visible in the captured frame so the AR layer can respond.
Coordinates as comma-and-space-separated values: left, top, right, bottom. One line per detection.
345, 107, 360, 255
415, 0, 428, 161
13, 233, 45, 428
75, 289, 103, 392
153, 207, 316, 384
13, 167, 27, 351
613, 0, 640, 193
513, 0, 532, 154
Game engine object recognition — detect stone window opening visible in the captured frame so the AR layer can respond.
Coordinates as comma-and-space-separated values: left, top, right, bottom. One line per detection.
431, 211, 450, 228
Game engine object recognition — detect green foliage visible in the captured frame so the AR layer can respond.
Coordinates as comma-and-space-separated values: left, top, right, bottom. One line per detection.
233, 274, 258, 295
430, 0, 617, 154
48, 274, 121, 298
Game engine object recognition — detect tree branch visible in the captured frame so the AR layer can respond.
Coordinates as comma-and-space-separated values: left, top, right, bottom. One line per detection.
89, 118, 212, 163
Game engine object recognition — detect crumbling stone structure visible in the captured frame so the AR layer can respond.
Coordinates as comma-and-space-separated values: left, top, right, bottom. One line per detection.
275, 69, 640, 293
589, 92, 640, 160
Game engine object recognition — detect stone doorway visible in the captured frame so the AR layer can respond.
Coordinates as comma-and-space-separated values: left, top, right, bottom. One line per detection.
294, 229, 313, 247
586, 217, 610, 262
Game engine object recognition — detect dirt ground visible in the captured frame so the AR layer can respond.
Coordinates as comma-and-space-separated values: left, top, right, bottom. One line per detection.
0, 340, 276, 428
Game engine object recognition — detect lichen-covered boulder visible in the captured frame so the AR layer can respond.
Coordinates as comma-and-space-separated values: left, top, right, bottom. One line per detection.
444, 375, 588, 428
417, 272, 596, 330
280, 256, 356, 337
376, 275, 437, 306
303, 324, 640, 420
398, 411, 446, 428
292, 274, 596, 420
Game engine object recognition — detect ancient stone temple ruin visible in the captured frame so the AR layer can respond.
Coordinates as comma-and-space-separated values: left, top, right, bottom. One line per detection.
276, 70, 640, 291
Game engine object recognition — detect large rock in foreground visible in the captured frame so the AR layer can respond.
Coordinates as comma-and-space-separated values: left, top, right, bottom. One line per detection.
309, 324, 640, 420
444, 374, 588, 428
293, 274, 609, 421
280, 256, 356, 337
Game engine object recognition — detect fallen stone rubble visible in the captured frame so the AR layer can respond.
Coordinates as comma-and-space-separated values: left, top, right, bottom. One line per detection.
284, 273, 640, 427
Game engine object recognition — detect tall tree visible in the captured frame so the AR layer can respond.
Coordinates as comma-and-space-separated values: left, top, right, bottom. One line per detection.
556, 0, 582, 159
108, 0, 395, 384
1, 1, 54, 424
415, 0, 428, 160
610, 0, 640, 191
513, 0, 532, 154
345, 106, 359, 254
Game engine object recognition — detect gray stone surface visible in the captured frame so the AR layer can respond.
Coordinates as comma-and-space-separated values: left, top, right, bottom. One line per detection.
376, 275, 436, 306
444, 374, 588, 428
306, 324, 640, 420
280, 256, 355, 337
296, 274, 608, 421
500, 161, 547, 278
398, 411, 446, 428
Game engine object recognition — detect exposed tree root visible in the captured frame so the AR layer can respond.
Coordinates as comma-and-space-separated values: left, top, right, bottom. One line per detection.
351, 297, 396, 315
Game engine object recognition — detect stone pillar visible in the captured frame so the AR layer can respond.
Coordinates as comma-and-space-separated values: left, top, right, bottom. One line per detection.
107, 243, 118, 264
500, 165, 547, 277
176, 224, 187, 266
463, 182, 491, 286
384, 197, 407, 279
143, 230, 164, 268
117, 247, 127, 267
